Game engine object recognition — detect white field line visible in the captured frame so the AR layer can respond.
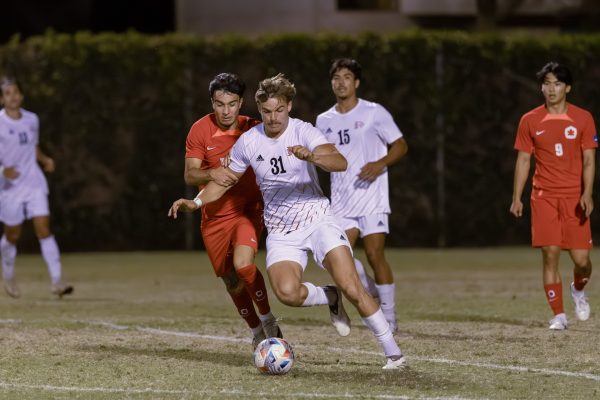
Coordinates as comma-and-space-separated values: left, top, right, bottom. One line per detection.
83, 320, 600, 382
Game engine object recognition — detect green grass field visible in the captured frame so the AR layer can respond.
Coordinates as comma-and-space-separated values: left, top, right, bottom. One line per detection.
0, 249, 598, 399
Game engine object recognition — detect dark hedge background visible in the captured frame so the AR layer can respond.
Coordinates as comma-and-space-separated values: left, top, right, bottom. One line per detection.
1, 31, 600, 250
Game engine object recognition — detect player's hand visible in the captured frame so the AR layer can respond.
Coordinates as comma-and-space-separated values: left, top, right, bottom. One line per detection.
168, 198, 199, 219
2, 166, 19, 180
220, 153, 231, 168
580, 194, 594, 218
41, 157, 55, 173
509, 199, 523, 217
358, 161, 385, 182
209, 167, 238, 187
287, 145, 314, 162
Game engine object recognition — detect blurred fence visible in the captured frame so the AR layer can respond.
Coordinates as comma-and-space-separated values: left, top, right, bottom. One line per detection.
2, 31, 600, 250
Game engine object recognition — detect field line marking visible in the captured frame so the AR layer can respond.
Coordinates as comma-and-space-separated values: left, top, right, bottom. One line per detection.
82, 320, 600, 383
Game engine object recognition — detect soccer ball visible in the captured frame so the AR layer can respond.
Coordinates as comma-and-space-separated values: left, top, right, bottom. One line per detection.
253, 337, 295, 375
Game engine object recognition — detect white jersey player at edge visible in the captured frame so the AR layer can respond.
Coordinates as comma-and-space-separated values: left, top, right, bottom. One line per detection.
169, 73, 407, 369
0, 77, 73, 298
316, 58, 408, 332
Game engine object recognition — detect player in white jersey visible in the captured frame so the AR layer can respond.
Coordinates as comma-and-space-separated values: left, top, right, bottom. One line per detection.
169, 74, 407, 369
0, 77, 72, 298
316, 59, 408, 331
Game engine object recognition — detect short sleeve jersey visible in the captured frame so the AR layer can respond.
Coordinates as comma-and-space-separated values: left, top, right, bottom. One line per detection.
316, 99, 403, 217
0, 108, 48, 198
185, 114, 262, 220
228, 118, 331, 234
514, 103, 598, 197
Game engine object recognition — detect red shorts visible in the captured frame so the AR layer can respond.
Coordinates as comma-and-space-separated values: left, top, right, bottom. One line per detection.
530, 192, 592, 249
201, 213, 262, 277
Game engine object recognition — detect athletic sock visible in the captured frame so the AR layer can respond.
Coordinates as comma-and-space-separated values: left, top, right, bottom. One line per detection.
228, 289, 261, 329
354, 258, 378, 298
544, 283, 564, 315
574, 271, 590, 291
362, 308, 402, 357
376, 283, 396, 324
39, 235, 62, 285
258, 311, 275, 323
251, 324, 264, 337
1, 235, 17, 282
301, 282, 329, 306
236, 264, 271, 314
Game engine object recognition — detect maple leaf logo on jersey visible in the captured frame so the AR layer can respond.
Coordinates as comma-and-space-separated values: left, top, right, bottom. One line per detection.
355, 121, 364, 129
256, 155, 264, 162
564, 125, 577, 139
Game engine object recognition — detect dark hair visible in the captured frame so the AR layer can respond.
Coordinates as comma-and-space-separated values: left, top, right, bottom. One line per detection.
536, 62, 573, 86
208, 73, 246, 98
329, 58, 362, 81
0, 76, 22, 92
255, 73, 296, 104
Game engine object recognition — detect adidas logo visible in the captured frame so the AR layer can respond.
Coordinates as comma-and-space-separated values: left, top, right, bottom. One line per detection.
256, 154, 264, 162
326, 128, 333, 133
339, 235, 346, 240
377, 221, 384, 226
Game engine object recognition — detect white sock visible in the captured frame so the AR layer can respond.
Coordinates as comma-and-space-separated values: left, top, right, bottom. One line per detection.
39, 235, 62, 285
354, 258, 378, 298
376, 283, 396, 324
301, 282, 329, 306
1, 235, 17, 282
258, 311, 275, 322
362, 308, 402, 357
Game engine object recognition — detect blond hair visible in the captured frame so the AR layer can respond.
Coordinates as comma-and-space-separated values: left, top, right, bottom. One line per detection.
255, 73, 296, 104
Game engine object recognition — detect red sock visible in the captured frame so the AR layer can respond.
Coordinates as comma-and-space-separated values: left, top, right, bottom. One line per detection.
544, 283, 564, 315
228, 289, 260, 329
574, 272, 590, 291
237, 264, 271, 315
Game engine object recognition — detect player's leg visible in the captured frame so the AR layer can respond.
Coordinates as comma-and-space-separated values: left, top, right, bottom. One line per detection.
532, 194, 567, 329
343, 223, 378, 299
1, 224, 22, 298
568, 249, 591, 321
231, 217, 281, 338
363, 229, 397, 331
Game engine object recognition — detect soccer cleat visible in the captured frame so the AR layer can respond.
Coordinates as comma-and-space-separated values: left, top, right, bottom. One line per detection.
571, 282, 590, 321
252, 330, 267, 350
51, 284, 74, 299
548, 313, 568, 330
263, 317, 283, 339
382, 355, 407, 370
324, 285, 351, 337
3, 280, 21, 298
388, 320, 399, 333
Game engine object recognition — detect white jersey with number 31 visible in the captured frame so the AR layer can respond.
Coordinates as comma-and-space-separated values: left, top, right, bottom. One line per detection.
316, 99, 402, 218
229, 118, 331, 235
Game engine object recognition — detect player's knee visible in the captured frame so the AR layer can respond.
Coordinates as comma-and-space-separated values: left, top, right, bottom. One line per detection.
272, 282, 302, 306
340, 281, 364, 306
4, 230, 20, 243
573, 256, 591, 270
365, 249, 385, 268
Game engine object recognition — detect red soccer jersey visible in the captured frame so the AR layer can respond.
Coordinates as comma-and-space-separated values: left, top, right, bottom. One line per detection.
185, 114, 262, 220
514, 103, 598, 197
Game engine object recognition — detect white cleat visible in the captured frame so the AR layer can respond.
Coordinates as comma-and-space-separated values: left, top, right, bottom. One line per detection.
325, 285, 351, 337
382, 355, 408, 370
4, 280, 21, 298
548, 313, 568, 330
571, 282, 590, 321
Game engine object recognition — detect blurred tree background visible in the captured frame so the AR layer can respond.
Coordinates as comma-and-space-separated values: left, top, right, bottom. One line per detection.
2, 32, 600, 250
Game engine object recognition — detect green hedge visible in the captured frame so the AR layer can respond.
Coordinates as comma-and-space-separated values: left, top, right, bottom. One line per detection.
2, 31, 600, 250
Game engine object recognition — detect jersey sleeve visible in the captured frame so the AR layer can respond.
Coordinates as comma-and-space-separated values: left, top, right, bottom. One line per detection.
374, 105, 403, 144
228, 134, 250, 174
185, 123, 206, 159
581, 112, 598, 150
514, 115, 533, 153
32, 114, 40, 145
302, 122, 331, 151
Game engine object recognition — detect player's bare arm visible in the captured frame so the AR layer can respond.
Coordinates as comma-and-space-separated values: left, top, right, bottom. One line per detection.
36, 146, 55, 173
169, 168, 243, 218
580, 148, 596, 217
184, 157, 238, 187
358, 138, 407, 182
510, 151, 531, 218
287, 143, 347, 172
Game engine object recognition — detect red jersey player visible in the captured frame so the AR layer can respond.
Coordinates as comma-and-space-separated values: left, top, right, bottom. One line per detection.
511, 62, 597, 330
184, 73, 282, 347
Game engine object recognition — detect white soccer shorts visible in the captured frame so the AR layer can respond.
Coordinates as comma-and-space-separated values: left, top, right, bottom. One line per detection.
266, 215, 352, 270
0, 190, 50, 226
337, 213, 389, 237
